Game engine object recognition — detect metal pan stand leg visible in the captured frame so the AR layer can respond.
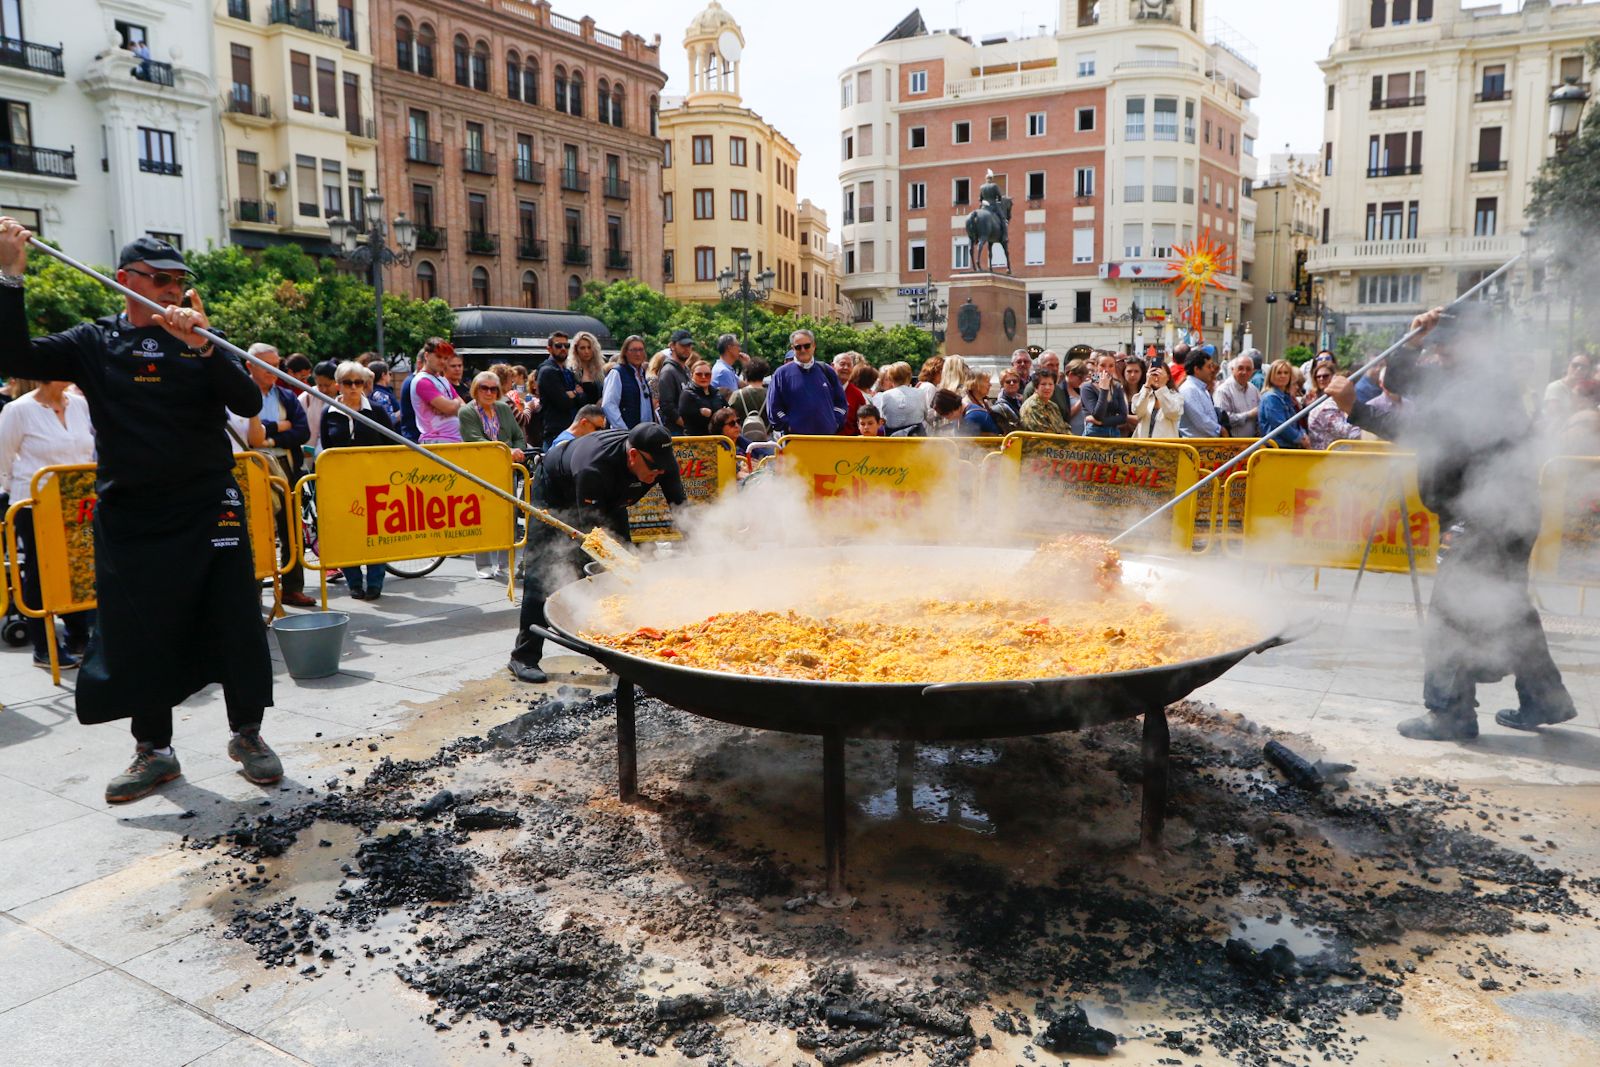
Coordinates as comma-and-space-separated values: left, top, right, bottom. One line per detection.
616, 678, 638, 802
823, 730, 848, 898
1140, 706, 1171, 851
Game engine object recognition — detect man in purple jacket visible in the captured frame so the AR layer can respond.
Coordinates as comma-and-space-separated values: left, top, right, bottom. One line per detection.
764, 329, 846, 436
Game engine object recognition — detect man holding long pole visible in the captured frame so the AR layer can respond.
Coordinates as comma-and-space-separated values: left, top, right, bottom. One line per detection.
0, 219, 282, 802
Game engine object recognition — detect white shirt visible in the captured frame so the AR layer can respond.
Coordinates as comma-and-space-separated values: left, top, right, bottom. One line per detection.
0, 390, 96, 500
301, 388, 334, 450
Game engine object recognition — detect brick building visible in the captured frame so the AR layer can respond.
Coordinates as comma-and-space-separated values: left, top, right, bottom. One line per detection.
839, 1, 1259, 354
371, 0, 667, 309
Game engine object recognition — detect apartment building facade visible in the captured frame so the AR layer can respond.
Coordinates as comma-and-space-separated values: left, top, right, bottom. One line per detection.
1245, 153, 1322, 359
217, 0, 378, 257
838, 0, 1258, 354
659, 2, 800, 312
0, 2, 223, 262
372, 0, 666, 309
1309, 0, 1600, 336
798, 198, 844, 320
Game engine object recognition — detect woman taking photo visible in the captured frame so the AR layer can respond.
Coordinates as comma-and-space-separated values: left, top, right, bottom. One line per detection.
459, 369, 527, 580
1132, 361, 1184, 438
1080, 353, 1129, 439
0, 378, 95, 667
1258, 359, 1311, 448
1119, 357, 1147, 436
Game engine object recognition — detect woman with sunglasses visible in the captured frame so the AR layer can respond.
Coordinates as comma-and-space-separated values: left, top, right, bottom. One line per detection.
1306, 360, 1362, 449
321, 362, 395, 599
677, 360, 723, 437
460, 369, 528, 579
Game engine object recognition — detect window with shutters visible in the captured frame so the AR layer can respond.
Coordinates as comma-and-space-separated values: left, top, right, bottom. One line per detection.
1024, 231, 1045, 266
730, 189, 747, 220
322, 160, 342, 218
138, 128, 179, 176
1074, 167, 1095, 197
1474, 196, 1497, 237
1476, 126, 1502, 170
1126, 97, 1145, 140
416, 261, 436, 299
317, 58, 338, 118
952, 237, 971, 270
343, 73, 362, 135
908, 182, 926, 210
296, 154, 318, 216
693, 189, 713, 219
290, 51, 312, 111
695, 246, 715, 281
348, 169, 366, 223
229, 44, 254, 110
693, 135, 712, 164
730, 137, 746, 166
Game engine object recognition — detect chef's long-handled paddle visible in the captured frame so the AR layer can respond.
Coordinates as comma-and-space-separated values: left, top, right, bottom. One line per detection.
1107, 255, 1523, 549
23, 237, 638, 575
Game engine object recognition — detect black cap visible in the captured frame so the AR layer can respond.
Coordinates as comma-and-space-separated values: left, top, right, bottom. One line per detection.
669, 328, 695, 346
627, 423, 675, 473
117, 235, 188, 272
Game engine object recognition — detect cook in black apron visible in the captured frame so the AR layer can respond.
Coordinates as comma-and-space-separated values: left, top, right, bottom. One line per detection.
0, 226, 280, 801
509, 424, 685, 682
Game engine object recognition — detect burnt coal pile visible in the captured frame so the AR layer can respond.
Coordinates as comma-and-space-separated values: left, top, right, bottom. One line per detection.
203, 692, 1597, 1065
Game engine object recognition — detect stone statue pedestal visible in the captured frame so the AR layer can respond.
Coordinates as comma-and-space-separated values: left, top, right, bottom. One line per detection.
945, 272, 1028, 358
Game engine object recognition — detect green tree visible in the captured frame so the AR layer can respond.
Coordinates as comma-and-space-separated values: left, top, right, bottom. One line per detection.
185, 244, 263, 304
1529, 61, 1600, 274
22, 245, 121, 334
377, 292, 457, 362
207, 279, 313, 355
1283, 343, 1314, 366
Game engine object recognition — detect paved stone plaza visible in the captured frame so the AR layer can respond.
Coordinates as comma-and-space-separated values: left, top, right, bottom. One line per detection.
1, 558, 1598, 1065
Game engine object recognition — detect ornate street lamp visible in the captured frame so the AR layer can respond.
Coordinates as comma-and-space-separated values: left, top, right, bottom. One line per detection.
327, 191, 418, 362
717, 251, 775, 342
908, 272, 948, 343
1549, 78, 1589, 152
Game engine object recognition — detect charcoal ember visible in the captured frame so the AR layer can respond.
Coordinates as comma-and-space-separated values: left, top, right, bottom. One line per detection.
815, 1035, 892, 1066
824, 1004, 884, 1030
453, 806, 522, 832
652, 993, 723, 1024
415, 790, 456, 821
1225, 938, 1301, 979
893, 1001, 971, 1036
1034, 1003, 1118, 1056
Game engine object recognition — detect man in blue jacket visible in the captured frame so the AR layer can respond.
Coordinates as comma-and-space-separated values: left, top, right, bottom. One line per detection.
765, 329, 846, 436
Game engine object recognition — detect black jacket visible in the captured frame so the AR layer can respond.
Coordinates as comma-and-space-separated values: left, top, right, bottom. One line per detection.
538, 428, 687, 536
677, 383, 721, 437
535, 356, 579, 447
655, 355, 690, 434
320, 401, 395, 449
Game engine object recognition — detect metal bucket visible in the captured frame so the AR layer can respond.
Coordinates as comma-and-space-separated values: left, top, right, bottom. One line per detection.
271, 611, 350, 680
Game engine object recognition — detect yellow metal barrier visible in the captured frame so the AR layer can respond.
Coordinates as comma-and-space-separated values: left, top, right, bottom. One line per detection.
627, 435, 737, 543
1533, 455, 1600, 593
994, 433, 1201, 551
1240, 450, 1439, 574
1154, 438, 1275, 553
1327, 438, 1394, 453
774, 434, 962, 534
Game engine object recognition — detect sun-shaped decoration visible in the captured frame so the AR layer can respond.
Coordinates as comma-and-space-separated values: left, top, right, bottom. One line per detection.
1165, 233, 1234, 342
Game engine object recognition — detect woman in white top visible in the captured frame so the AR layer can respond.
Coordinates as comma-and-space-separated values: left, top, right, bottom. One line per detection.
1131, 361, 1185, 438
872, 361, 928, 436
0, 379, 96, 668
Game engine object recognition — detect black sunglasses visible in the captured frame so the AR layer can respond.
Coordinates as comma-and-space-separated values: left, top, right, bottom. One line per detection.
125, 267, 189, 287
337, 378, 364, 386
793, 342, 814, 351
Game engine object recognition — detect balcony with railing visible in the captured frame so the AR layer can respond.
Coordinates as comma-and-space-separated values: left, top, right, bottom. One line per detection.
1124, 185, 1145, 202
268, 1, 342, 40
1366, 163, 1422, 178
514, 158, 544, 184
516, 236, 547, 260
1152, 185, 1178, 203
560, 168, 589, 192
225, 89, 273, 120
1470, 159, 1507, 173
406, 137, 442, 165
1369, 95, 1425, 110
0, 36, 66, 78
134, 60, 175, 87
0, 142, 76, 180
345, 116, 375, 140
139, 157, 182, 176
605, 248, 631, 271
462, 148, 496, 175
1307, 234, 1517, 272
603, 176, 630, 200
413, 225, 446, 250
1474, 89, 1511, 103
563, 242, 590, 265
233, 199, 277, 225
465, 230, 498, 255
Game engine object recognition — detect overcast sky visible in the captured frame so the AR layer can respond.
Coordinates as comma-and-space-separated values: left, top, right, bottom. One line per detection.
593, 0, 1342, 224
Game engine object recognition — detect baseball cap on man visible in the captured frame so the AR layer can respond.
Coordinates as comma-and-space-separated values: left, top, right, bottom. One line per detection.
118, 235, 188, 273
668, 328, 695, 346
627, 423, 676, 473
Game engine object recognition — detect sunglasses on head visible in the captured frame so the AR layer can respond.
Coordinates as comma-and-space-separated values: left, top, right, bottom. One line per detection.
126, 267, 188, 287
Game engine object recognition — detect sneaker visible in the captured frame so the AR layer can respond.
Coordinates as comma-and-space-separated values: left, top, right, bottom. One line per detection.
106, 744, 182, 803
228, 731, 284, 785
508, 659, 548, 684
1397, 711, 1479, 741
33, 650, 80, 671
1494, 706, 1578, 731
476, 567, 497, 579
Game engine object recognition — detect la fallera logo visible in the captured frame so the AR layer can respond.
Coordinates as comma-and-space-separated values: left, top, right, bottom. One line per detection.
363, 483, 482, 535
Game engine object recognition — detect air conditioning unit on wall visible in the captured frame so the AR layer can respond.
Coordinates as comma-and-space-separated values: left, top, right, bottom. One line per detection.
267, 169, 289, 189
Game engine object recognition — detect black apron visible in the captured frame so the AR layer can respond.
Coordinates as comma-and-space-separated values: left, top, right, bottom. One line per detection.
75, 474, 273, 723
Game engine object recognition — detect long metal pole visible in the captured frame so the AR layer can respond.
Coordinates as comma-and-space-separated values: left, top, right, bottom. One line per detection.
370, 242, 386, 364
1108, 253, 1523, 547
1266, 189, 1280, 362
26, 237, 574, 537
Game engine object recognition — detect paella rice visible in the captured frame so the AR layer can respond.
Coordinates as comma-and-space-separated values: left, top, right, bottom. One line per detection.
584, 597, 1257, 683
